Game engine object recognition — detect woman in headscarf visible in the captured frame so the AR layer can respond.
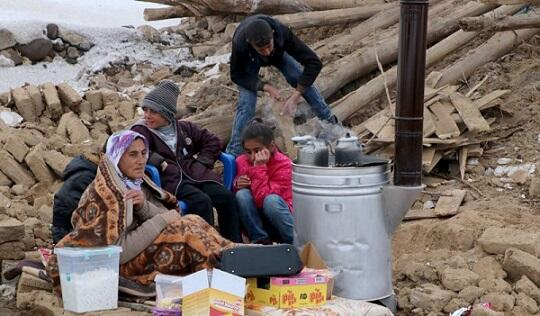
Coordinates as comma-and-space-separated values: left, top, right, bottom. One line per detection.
47, 130, 233, 295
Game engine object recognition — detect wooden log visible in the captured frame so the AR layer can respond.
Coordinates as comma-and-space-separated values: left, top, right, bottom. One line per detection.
139, 0, 386, 16
478, 0, 540, 4
436, 27, 540, 88
460, 13, 540, 32
330, 5, 522, 121
316, 1, 495, 99
144, 6, 214, 19
273, 4, 391, 29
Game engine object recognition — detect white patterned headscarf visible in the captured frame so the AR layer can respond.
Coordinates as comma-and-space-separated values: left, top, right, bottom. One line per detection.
105, 130, 149, 190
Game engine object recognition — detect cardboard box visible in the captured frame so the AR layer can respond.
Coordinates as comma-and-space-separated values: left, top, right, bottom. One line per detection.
245, 243, 334, 309
182, 269, 246, 316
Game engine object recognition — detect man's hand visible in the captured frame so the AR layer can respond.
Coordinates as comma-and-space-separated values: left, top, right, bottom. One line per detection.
236, 175, 251, 189
281, 90, 302, 116
125, 190, 145, 210
254, 148, 271, 166
263, 84, 283, 102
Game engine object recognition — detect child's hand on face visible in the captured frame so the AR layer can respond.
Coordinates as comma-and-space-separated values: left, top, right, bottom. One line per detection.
236, 175, 251, 189
254, 148, 271, 166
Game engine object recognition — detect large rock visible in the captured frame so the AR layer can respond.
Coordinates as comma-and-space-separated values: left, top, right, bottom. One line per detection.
441, 268, 480, 291
43, 150, 71, 177
0, 151, 35, 187
16, 38, 53, 62
101, 88, 120, 107
478, 227, 540, 256
46, 23, 59, 40
25, 144, 55, 184
118, 101, 135, 120
443, 297, 470, 314
409, 283, 455, 312
458, 286, 485, 304
470, 306, 504, 316
11, 87, 37, 122
0, 48, 22, 65
0, 218, 25, 243
473, 256, 507, 280
478, 278, 512, 294
41, 82, 63, 120
503, 248, 540, 284
25, 85, 45, 116
85, 90, 103, 111
57, 82, 82, 110
515, 275, 540, 304
0, 29, 16, 50
0, 241, 25, 259
137, 25, 161, 43
3, 133, 30, 162
33, 222, 51, 241
0, 193, 10, 212
530, 177, 540, 197
480, 293, 515, 312
59, 29, 93, 50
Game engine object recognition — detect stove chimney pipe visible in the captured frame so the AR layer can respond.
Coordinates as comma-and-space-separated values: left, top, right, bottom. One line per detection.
394, 0, 429, 186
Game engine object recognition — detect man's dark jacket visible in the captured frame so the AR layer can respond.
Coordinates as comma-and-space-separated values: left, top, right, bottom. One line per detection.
230, 14, 323, 92
131, 120, 222, 196
52, 155, 97, 243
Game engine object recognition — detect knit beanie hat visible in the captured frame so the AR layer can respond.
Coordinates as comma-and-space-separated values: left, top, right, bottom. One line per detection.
141, 80, 179, 123
245, 19, 273, 47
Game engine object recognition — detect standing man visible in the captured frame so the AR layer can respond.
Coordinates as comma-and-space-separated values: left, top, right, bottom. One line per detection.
226, 14, 339, 157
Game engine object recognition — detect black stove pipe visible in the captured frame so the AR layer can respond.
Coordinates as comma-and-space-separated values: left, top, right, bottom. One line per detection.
394, 0, 429, 186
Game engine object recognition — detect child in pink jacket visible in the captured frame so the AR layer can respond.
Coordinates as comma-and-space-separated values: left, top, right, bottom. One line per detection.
234, 119, 294, 244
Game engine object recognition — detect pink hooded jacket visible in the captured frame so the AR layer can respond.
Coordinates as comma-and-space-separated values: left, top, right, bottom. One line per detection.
234, 150, 293, 212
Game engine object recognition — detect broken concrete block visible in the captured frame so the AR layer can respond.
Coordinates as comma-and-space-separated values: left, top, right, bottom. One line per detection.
118, 101, 135, 120
472, 256, 507, 280
41, 82, 63, 120
25, 85, 45, 117
515, 275, 540, 304
0, 28, 16, 50
19, 129, 45, 147
33, 222, 51, 241
480, 293, 515, 312
530, 177, 540, 197
3, 134, 30, 163
0, 151, 36, 187
37, 205, 52, 224
516, 292, 539, 314
503, 248, 540, 284
458, 286, 485, 304
57, 112, 91, 144
0, 170, 12, 187
470, 306, 504, 316
11, 184, 28, 196
33, 196, 49, 210
85, 90, 103, 111
0, 193, 11, 212
11, 87, 37, 122
478, 278, 512, 294
0, 218, 25, 243
57, 82, 82, 110
101, 88, 120, 108
409, 283, 455, 312
22, 217, 38, 250
25, 144, 55, 184
43, 150, 71, 177
79, 99, 92, 116
443, 297, 470, 314
0, 241, 25, 259
478, 227, 540, 256
441, 268, 480, 291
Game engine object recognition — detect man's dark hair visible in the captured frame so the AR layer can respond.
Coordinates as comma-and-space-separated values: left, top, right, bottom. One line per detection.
245, 19, 273, 47
241, 118, 274, 146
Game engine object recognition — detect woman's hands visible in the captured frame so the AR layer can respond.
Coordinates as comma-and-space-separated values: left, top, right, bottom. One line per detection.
125, 190, 145, 210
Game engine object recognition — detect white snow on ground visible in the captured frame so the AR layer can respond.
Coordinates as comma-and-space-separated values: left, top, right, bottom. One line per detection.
0, 0, 178, 29
0, 1, 191, 93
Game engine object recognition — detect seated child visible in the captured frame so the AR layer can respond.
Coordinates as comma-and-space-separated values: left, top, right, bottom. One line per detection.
234, 119, 294, 244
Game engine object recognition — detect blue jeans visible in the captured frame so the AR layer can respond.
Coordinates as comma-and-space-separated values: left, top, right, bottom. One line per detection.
226, 53, 333, 157
235, 189, 294, 244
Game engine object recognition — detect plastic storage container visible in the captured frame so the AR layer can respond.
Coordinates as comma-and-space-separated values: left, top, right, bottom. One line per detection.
154, 274, 182, 315
55, 246, 122, 313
